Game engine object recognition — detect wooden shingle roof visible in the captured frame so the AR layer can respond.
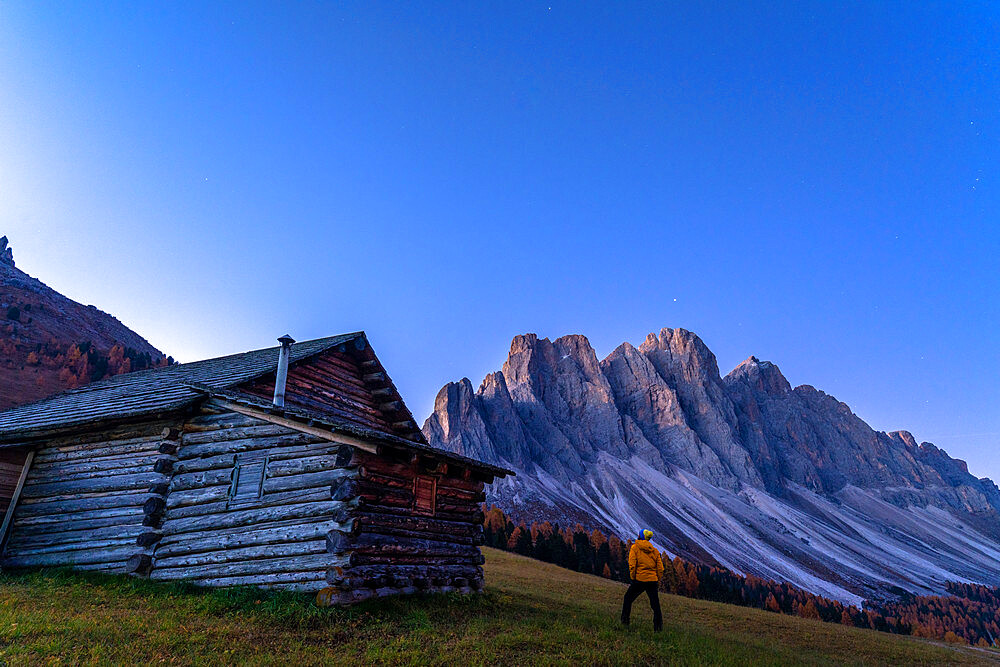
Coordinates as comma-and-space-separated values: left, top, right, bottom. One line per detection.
0, 333, 362, 441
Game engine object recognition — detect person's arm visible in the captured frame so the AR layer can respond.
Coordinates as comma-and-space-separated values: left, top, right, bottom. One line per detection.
655, 550, 665, 581
628, 544, 638, 581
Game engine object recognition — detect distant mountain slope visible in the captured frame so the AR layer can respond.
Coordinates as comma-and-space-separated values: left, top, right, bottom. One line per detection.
0, 236, 168, 410
424, 328, 1000, 604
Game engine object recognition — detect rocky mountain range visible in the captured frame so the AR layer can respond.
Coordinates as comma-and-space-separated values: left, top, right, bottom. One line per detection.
424, 328, 1000, 604
0, 236, 168, 409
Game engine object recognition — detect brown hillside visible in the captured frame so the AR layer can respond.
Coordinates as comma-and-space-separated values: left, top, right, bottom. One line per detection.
0, 236, 168, 409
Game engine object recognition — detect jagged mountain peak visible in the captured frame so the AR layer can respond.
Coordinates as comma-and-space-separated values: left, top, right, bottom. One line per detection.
553, 332, 594, 347
502, 332, 607, 393
602, 341, 650, 376
887, 430, 919, 449
640, 327, 720, 370
725, 355, 791, 396
506, 332, 598, 361
432, 377, 476, 411
508, 332, 540, 353
424, 326, 1000, 604
478, 370, 508, 396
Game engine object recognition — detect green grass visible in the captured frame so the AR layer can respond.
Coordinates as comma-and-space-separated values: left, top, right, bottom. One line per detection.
0, 548, 996, 665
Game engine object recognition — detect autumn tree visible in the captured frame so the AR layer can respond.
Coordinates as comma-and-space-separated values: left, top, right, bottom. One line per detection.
508, 526, 533, 556
477, 504, 1000, 646
799, 599, 821, 620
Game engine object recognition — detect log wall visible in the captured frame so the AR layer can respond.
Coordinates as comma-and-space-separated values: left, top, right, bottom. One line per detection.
322, 446, 489, 605
1, 401, 495, 604
0, 421, 179, 573
147, 405, 355, 591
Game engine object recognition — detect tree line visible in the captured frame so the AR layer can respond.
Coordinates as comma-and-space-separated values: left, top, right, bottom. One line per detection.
483, 505, 1000, 647
0, 328, 171, 393
24, 339, 169, 387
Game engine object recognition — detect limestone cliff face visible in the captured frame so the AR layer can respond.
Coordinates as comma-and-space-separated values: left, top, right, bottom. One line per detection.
424, 328, 1000, 603
638, 329, 762, 490
501, 333, 629, 477
722, 356, 1000, 519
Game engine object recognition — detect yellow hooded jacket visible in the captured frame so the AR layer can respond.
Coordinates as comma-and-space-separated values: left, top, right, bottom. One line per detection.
629, 539, 664, 582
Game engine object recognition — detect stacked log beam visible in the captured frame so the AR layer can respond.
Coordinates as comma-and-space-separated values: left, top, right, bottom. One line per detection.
3, 399, 497, 602
1, 421, 179, 573
125, 426, 183, 575
321, 446, 489, 605
147, 406, 355, 592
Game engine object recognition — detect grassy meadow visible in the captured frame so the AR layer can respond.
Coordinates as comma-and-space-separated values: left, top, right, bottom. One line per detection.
0, 547, 995, 666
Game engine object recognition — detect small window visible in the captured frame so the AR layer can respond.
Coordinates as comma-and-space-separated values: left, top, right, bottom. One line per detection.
230, 453, 267, 504
413, 475, 436, 515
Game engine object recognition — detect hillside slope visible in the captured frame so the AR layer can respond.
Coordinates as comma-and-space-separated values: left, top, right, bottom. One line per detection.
424, 330, 1000, 605
0, 548, 992, 665
0, 236, 167, 409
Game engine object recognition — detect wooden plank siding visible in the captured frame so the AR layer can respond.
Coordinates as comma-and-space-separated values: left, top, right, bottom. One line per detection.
0, 333, 505, 602
239, 350, 394, 434
149, 403, 489, 599
0, 420, 180, 574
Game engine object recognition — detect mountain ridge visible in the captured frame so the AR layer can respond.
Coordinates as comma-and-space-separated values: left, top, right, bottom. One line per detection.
424, 327, 1000, 604
0, 235, 168, 409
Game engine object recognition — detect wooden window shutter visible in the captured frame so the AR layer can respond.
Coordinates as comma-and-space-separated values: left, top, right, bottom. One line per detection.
413, 475, 436, 515
230, 453, 267, 504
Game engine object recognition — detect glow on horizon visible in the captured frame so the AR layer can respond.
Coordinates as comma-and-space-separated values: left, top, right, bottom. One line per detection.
0, 2, 996, 481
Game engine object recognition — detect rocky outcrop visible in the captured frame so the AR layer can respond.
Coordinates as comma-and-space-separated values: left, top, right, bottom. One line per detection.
723, 357, 1000, 523
424, 328, 1000, 603
601, 341, 732, 487
498, 334, 630, 477
0, 236, 14, 267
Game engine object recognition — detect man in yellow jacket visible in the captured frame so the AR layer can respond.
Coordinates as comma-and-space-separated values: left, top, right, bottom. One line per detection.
621, 529, 664, 631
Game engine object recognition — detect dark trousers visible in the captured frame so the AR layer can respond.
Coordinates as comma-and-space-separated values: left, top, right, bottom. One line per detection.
621, 580, 662, 630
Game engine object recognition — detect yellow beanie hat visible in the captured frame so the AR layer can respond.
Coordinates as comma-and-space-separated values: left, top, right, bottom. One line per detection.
642, 529, 653, 540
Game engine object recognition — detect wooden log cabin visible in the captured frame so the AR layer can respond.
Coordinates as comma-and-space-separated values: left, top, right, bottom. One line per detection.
0, 332, 512, 604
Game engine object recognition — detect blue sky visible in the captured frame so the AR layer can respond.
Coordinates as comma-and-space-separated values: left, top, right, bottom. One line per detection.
1, 3, 997, 478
